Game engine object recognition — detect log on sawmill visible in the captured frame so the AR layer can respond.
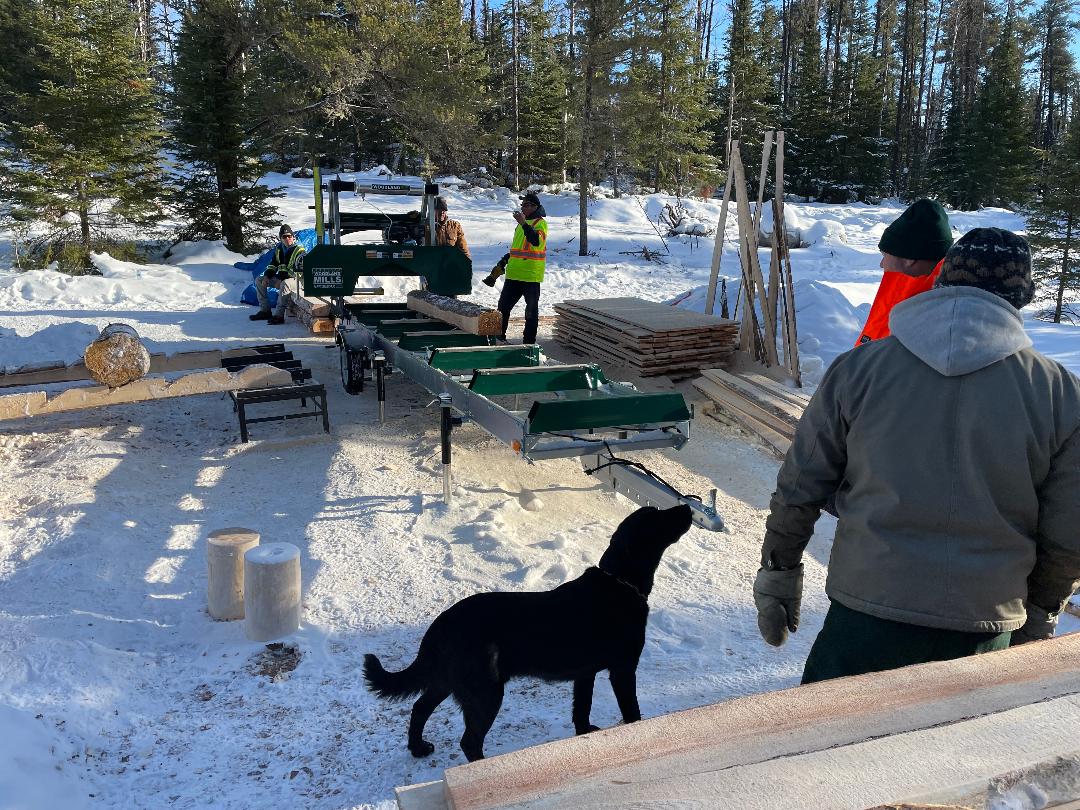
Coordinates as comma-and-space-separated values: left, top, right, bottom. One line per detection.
83, 323, 152, 388
406, 290, 503, 336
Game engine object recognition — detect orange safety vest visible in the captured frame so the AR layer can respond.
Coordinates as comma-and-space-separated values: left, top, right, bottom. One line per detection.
856, 259, 943, 345
506, 217, 548, 282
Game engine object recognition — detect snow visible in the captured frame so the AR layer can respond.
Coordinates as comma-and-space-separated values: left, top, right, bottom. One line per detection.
1, 178, 1078, 809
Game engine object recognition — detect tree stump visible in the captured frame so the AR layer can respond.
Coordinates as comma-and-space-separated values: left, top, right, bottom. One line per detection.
244, 542, 301, 642
82, 323, 151, 388
207, 527, 260, 620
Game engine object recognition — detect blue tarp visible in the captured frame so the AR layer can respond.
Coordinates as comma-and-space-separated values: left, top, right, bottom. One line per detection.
237, 228, 322, 307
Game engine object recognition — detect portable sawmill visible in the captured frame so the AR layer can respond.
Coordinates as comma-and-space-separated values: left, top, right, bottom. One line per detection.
300, 171, 724, 532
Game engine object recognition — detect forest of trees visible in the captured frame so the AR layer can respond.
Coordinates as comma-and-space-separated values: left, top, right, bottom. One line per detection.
0, 0, 1078, 317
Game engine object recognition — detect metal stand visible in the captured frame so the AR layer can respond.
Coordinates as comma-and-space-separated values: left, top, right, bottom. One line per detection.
374, 352, 387, 423
440, 394, 453, 504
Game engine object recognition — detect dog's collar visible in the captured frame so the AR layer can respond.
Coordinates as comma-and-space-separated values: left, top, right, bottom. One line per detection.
595, 565, 647, 601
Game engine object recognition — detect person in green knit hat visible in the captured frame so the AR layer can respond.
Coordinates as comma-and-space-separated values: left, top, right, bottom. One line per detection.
856, 199, 954, 345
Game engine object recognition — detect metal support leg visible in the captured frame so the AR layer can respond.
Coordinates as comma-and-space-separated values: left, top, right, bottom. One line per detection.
238, 402, 249, 443
375, 352, 387, 423
440, 393, 452, 504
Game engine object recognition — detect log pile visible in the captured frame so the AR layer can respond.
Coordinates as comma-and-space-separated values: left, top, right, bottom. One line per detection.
692, 367, 809, 458
406, 290, 503, 336
83, 323, 151, 388
553, 297, 738, 379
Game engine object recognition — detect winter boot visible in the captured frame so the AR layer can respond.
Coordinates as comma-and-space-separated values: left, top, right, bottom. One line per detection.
249, 310, 271, 321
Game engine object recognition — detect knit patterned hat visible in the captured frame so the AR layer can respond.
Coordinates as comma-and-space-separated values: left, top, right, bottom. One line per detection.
935, 227, 1033, 310
878, 199, 953, 261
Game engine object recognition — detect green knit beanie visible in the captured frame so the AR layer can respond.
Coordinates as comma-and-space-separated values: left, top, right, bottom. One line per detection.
877, 199, 953, 261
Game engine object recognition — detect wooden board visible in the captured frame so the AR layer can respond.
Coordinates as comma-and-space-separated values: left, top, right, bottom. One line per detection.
436, 634, 1080, 810
0, 365, 294, 421
700, 368, 806, 424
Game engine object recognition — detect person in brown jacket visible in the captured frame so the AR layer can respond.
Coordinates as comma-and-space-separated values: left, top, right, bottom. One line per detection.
432, 196, 470, 258
753, 227, 1080, 684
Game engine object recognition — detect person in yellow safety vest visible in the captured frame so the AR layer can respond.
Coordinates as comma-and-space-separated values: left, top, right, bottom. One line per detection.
482, 191, 548, 344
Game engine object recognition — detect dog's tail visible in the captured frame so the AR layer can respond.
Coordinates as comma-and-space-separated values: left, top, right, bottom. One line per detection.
363, 653, 428, 700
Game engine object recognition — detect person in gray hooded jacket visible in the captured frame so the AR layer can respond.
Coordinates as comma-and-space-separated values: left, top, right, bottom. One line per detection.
753, 227, 1080, 684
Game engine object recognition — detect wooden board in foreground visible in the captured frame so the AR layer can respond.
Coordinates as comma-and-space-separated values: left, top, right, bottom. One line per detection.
407, 290, 503, 336
0, 365, 294, 421
403, 633, 1080, 810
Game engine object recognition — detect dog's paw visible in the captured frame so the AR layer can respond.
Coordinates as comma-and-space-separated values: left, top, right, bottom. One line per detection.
575, 724, 601, 735
409, 740, 435, 758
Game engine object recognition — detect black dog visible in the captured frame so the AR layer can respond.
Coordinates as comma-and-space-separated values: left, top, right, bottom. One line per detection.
363, 503, 694, 761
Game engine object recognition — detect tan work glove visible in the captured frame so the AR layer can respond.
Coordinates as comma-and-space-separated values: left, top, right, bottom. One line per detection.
482, 264, 505, 287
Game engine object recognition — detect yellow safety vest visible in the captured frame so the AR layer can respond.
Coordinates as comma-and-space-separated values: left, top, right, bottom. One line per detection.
505, 217, 548, 283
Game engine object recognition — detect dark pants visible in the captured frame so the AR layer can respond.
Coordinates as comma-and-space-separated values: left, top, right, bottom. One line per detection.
801, 600, 1011, 685
497, 279, 541, 344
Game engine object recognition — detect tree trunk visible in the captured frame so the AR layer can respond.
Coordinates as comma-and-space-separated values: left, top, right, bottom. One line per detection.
77, 180, 91, 254
216, 156, 244, 253
579, 56, 593, 257
1057, 212, 1072, 323
512, 0, 521, 190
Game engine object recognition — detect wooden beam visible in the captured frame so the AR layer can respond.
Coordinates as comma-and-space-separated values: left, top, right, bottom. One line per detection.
0, 365, 294, 421
731, 147, 778, 365
437, 634, 1080, 810
704, 143, 735, 317
407, 291, 503, 336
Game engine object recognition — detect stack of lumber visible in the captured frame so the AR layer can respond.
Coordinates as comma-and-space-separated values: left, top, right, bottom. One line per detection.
692, 367, 809, 458
407, 290, 502, 336
553, 297, 738, 378
288, 294, 337, 334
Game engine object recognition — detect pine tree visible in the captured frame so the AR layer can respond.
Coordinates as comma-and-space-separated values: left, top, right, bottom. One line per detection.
170, 0, 280, 252
1028, 108, 1080, 322
518, 1, 570, 184
965, 17, 1033, 207
2, 0, 164, 272
784, 9, 832, 199
0, 0, 42, 126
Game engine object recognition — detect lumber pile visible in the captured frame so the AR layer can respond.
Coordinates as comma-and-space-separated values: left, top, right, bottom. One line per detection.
288, 294, 336, 334
692, 367, 809, 457
407, 290, 503, 336
553, 297, 738, 379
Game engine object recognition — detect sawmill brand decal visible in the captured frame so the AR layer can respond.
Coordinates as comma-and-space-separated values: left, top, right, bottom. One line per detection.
365, 250, 383, 259
370, 183, 411, 192
393, 251, 414, 260
312, 267, 343, 287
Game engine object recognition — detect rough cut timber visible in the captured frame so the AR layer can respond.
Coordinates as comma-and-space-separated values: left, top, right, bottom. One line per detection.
396, 633, 1080, 810
0, 347, 279, 389
82, 323, 152, 388
287, 297, 336, 334
407, 290, 503, 336
553, 297, 738, 379
0, 365, 293, 421
692, 367, 806, 457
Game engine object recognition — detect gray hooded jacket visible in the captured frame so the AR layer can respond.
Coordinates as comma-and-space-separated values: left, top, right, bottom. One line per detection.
761, 286, 1080, 632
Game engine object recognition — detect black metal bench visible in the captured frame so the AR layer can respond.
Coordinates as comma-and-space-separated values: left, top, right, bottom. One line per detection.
229, 383, 329, 443
222, 346, 329, 442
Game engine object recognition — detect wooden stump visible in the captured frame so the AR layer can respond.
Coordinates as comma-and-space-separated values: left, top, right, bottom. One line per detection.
207, 528, 261, 620
83, 323, 151, 388
243, 542, 301, 642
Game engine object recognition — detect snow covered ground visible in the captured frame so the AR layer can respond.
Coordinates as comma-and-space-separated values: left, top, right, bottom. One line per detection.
1, 172, 1078, 809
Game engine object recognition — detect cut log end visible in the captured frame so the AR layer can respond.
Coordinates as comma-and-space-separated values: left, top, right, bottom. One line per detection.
83, 323, 151, 388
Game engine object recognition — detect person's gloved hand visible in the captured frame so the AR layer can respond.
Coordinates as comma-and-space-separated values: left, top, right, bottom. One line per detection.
1010, 603, 1059, 646
482, 265, 504, 287
753, 565, 803, 647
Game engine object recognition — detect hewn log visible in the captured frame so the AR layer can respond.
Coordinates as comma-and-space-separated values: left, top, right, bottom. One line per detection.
407, 290, 503, 336
83, 323, 151, 388
0, 365, 293, 421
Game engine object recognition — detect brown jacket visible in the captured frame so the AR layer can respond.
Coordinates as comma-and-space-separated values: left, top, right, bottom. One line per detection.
434, 218, 470, 259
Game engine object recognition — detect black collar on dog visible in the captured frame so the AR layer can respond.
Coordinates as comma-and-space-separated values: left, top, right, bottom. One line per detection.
594, 565, 647, 602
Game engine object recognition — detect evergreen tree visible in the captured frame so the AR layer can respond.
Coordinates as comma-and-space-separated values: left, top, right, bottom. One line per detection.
170, 0, 280, 252
784, 10, 832, 199
1028, 108, 1080, 322
2, 0, 164, 272
718, 0, 779, 160
0, 0, 42, 126
966, 18, 1033, 207
518, 1, 569, 184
